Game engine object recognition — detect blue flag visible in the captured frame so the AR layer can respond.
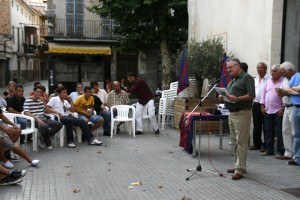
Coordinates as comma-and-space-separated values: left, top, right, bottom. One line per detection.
177, 49, 189, 94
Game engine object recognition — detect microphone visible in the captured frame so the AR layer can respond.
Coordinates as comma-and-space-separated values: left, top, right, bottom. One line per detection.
208, 73, 228, 87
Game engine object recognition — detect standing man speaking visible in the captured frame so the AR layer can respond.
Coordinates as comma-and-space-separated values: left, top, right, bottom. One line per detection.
218, 58, 255, 180
122, 72, 159, 135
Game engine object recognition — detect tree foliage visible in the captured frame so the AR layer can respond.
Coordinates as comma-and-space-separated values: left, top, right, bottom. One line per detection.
87, 0, 188, 89
175, 38, 225, 97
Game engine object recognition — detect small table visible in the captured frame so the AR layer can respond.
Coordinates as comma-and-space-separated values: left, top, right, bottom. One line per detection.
179, 112, 228, 156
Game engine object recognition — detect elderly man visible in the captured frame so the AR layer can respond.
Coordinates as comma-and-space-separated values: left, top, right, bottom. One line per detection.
69, 82, 83, 102
260, 64, 284, 157
122, 72, 159, 135
249, 62, 271, 151
106, 81, 130, 133
281, 62, 300, 166
218, 58, 255, 180
276, 61, 297, 160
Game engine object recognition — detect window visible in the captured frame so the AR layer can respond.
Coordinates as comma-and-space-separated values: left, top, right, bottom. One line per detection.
12, 1, 13, 7
66, 0, 84, 36
21, 9, 23, 15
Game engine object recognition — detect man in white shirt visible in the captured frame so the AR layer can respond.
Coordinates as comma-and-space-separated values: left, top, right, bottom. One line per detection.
47, 87, 103, 147
250, 62, 271, 151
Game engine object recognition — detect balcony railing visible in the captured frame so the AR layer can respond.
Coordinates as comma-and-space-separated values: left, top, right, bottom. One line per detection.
23, 44, 37, 54
52, 18, 118, 39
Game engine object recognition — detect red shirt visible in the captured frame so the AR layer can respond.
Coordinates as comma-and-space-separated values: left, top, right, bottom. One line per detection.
127, 77, 153, 105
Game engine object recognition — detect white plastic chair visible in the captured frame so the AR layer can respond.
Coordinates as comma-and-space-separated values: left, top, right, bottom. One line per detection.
3, 113, 38, 152
142, 104, 151, 131
110, 105, 135, 137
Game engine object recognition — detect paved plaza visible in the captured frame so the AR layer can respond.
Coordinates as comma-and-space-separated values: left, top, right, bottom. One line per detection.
0, 81, 299, 199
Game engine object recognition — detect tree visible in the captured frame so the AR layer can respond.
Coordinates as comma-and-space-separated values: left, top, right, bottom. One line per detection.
175, 38, 225, 97
87, 0, 188, 89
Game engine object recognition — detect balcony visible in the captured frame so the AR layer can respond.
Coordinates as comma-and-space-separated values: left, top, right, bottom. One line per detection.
51, 18, 118, 40
23, 44, 37, 54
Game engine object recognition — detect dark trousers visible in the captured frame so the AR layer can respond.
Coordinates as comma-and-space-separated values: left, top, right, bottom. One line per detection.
264, 113, 284, 155
60, 116, 95, 144
252, 102, 265, 148
37, 119, 63, 146
98, 110, 111, 132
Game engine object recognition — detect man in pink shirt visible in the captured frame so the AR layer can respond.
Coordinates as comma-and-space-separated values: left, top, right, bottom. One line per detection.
260, 64, 285, 156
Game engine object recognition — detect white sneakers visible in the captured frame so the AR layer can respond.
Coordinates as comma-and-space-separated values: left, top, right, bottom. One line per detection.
68, 143, 76, 148
2, 160, 14, 169
90, 138, 103, 145
31, 160, 39, 167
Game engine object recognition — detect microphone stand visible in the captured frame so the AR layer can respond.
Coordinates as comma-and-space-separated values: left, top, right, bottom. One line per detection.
185, 84, 221, 180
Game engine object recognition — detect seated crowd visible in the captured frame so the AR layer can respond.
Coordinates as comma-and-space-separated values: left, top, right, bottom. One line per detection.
0, 73, 160, 185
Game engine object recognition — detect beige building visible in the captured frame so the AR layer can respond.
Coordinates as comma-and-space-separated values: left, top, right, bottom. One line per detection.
0, 0, 47, 87
188, 0, 300, 76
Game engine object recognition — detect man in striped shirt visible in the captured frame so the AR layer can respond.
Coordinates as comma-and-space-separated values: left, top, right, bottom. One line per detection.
24, 86, 63, 149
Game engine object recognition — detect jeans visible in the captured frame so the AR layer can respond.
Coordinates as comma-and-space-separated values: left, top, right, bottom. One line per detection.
60, 116, 95, 144
252, 102, 265, 148
293, 107, 300, 164
98, 110, 111, 132
17, 117, 32, 142
264, 113, 284, 155
36, 119, 63, 146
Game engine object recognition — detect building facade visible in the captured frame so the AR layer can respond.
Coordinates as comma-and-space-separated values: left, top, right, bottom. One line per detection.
0, 0, 47, 87
45, 0, 162, 94
188, 0, 300, 76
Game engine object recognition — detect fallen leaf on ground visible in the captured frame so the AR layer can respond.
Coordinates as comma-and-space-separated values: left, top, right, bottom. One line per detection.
133, 149, 138, 151
97, 150, 101, 153
65, 164, 72, 168
108, 162, 111, 164
73, 188, 80, 193
142, 189, 147, 192
168, 151, 174, 153
66, 173, 71, 176
182, 197, 192, 200
131, 182, 142, 186
27, 169, 33, 172
157, 185, 163, 189
107, 169, 111, 171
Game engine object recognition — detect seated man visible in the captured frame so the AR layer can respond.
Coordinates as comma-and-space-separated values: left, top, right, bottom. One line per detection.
106, 81, 130, 133
70, 82, 83, 102
0, 140, 27, 186
0, 108, 39, 168
7, 84, 31, 144
92, 94, 111, 136
24, 86, 63, 150
73, 86, 104, 132
47, 87, 102, 147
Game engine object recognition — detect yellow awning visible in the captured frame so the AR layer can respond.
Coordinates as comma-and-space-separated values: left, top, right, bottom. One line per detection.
47, 43, 111, 55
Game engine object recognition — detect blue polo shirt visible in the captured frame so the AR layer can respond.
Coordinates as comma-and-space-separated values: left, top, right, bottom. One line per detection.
288, 72, 300, 105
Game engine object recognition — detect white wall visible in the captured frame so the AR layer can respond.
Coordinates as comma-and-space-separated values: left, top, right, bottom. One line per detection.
188, 0, 284, 77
